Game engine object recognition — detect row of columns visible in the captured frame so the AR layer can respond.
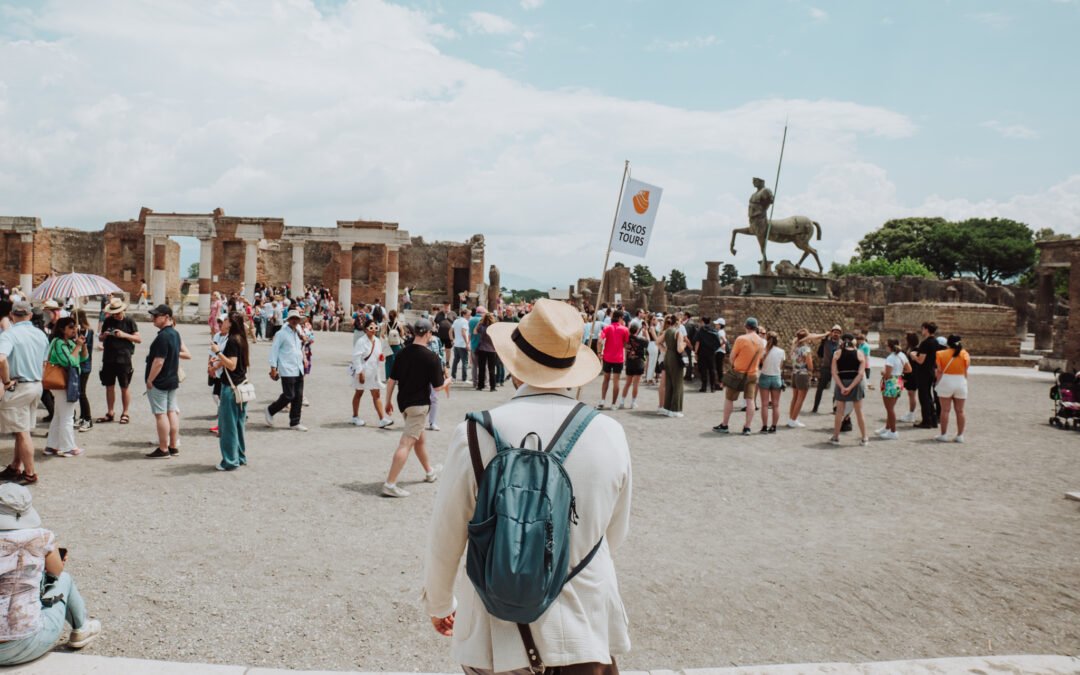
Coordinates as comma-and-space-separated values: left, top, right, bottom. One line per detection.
145, 236, 400, 317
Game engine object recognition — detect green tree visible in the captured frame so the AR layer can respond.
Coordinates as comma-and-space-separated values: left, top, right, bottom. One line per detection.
666, 269, 687, 293
507, 289, 549, 303
187, 262, 200, 279
855, 217, 963, 279
955, 217, 1035, 282
831, 257, 935, 279
630, 264, 656, 288
719, 264, 740, 286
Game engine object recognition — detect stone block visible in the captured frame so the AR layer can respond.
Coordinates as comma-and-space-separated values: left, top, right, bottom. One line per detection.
699, 296, 871, 351
883, 302, 1019, 356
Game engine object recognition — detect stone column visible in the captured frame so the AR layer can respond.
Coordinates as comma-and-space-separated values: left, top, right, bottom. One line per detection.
152, 237, 168, 307
385, 247, 400, 313
144, 233, 154, 288
19, 234, 34, 294
197, 237, 213, 318
337, 243, 353, 312
1035, 269, 1055, 350
243, 239, 258, 303
290, 242, 305, 296
1067, 252, 1080, 371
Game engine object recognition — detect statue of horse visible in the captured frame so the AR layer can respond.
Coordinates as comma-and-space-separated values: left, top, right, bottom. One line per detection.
730, 215, 824, 273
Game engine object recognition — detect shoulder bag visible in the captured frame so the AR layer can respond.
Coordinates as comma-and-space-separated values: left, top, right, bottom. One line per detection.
721, 338, 762, 392
222, 365, 256, 404
43, 340, 69, 391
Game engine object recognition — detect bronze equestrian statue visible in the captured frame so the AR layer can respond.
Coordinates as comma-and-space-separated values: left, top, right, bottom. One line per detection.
730, 177, 823, 273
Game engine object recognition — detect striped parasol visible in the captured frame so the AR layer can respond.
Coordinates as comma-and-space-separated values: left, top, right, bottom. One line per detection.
30, 273, 123, 301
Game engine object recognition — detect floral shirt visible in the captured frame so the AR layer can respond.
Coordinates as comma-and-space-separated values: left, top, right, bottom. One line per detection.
792, 344, 812, 374
0, 528, 55, 641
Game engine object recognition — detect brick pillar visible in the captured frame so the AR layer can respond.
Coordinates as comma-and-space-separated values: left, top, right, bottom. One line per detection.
144, 233, 154, 288
152, 237, 168, 306
385, 247, 400, 313
290, 242, 305, 297
1067, 253, 1080, 371
1035, 269, 1054, 350
243, 239, 258, 303
338, 243, 353, 312
198, 237, 213, 318
19, 234, 34, 294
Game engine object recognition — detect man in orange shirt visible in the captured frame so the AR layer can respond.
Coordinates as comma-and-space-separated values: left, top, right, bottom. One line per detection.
713, 317, 765, 436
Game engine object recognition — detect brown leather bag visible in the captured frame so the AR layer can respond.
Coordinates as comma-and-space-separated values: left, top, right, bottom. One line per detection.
42, 363, 67, 391
517, 624, 618, 675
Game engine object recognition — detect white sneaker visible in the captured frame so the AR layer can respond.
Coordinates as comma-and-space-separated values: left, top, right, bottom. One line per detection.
616, 400, 625, 409
875, 426, 888, 435
303, 396, 311, 407
264, 407, 275, 427
68, 619, 102, 649
378, 417, 394, 428
787, 420, 800, 428
381, 483, 410, 498
291, 424, 309, 432
596, 400, 606, 410
351, 416, 365, 427
424, 463, 443, 483
656, 408, 668, 416
425, 423, 441, 431
671, 411, 684, 418
882, 430, 899, 440
954, 434, 965, 443
630, 401, 639, 409
794, 420, 806, 428
933, 434, 951, 442
899, 412, 916, 423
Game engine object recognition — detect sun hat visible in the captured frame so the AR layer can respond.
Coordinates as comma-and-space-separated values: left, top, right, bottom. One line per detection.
0, 484, 41, 531
103, 297, 128, 314
148, 304, 173, 317
488, 298, 601, 389
286, 309, 304, 321
831, 324, 842, 332
745, 317, 759, 329
11, 301, 31, 317
42, 300, 61, 310
713, 317, 726, 326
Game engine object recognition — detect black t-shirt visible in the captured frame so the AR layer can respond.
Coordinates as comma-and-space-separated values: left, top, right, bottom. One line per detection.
389, 343, 445, 409
438, 318, 453, 343
223, 336, 248, 383
145, 325, 181, 391
101, 316, 138, 364
626, 335, 648, 364
916, 336, 942, 375
695, 327, 720, 354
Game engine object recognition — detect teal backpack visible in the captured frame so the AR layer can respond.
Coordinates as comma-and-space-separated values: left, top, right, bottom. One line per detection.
464, 402, 604, 626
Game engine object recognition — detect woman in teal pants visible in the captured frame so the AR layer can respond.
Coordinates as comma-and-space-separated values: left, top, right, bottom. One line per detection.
211, 313, 251, 471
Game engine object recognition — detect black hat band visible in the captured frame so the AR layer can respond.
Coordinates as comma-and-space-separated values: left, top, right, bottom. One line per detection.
512, 328, 576, 370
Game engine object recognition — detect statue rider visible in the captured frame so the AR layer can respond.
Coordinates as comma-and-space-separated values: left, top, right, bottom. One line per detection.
748, 177, 773, 228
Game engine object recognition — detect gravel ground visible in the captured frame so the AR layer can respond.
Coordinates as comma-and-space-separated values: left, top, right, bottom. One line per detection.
19, 322, 1080, 671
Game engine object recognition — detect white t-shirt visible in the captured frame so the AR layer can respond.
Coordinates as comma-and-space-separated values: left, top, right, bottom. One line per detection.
884, 351, 909, 378
0, 528, 55, 641
761, 347, 786, 377
451, 317, 469, 349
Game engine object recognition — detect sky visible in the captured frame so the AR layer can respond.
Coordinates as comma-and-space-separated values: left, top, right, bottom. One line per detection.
1, 0, 1078, 290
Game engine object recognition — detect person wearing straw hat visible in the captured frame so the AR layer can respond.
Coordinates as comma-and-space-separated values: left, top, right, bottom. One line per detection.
97, 297, 141, 425
0, 484, 101, 664
265, 308, 309, 432
422, 298, 632, 673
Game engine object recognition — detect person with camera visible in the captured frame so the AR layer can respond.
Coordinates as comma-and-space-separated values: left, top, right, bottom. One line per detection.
211, 313, 251, 471
96, 298, 140, 426
41, 317, 88, 461
0, 483, 102, 664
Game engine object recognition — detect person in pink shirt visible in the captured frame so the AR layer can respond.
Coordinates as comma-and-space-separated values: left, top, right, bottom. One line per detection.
597, 310, 630, 410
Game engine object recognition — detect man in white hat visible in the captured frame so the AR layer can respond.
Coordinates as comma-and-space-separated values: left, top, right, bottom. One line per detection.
0, 302, 48, 485
265, 308, 308, 431
97, 297, 141, 425
422, 298, 632, 673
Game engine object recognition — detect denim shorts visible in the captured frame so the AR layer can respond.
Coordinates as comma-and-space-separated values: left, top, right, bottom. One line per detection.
758, 374, 783, 390
147, 386, 179, 415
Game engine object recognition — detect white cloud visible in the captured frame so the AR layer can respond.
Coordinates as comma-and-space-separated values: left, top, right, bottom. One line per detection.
881, 17, 894, 25
809, 7, 828, 21
520, 0, 544, 9
465, 11, 516, 36
970, 11, 1012, 28
1, 0, 1069, 285
980, 120, 1039, 140
647, 35, 721, 52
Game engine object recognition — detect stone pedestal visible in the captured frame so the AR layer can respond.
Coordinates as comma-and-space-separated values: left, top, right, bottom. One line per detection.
338, 244, 353, 311
152, 238, 168, 306
242, 240, 258, 303
290, 242, 305, 296
385, 248, 399, 312
19, 234, 33, 293
740, 274, 829, 299
702, 261, 722, 298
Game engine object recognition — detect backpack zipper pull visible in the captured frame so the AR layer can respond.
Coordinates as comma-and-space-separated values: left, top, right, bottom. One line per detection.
569, 497, 580, 525
544, 521, 554, 571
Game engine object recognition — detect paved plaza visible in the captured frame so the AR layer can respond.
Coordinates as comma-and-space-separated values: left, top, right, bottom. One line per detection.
16, 322, 1080, 671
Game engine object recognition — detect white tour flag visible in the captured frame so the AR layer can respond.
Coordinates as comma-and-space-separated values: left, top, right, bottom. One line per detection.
609, 178, 663, 258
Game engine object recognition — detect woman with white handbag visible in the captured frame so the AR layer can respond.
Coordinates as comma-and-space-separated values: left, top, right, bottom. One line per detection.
210, 313, 253, 471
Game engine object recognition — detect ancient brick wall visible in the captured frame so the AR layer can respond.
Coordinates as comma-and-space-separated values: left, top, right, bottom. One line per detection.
0, 232, 23, 285
401, 237, 453, 294
103, 221, 149, 297
349, 244, 389, 305
46, 229, 106, 277
883, 302, 1019, 357
699, 296, 871, 352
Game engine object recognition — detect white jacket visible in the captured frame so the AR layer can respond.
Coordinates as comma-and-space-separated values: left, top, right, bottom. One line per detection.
422, 385, 633, 671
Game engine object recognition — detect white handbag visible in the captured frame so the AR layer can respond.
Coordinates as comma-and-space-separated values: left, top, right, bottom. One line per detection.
223, 367, 256, 404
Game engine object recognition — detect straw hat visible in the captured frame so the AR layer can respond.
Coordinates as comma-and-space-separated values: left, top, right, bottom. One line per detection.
42, 300, 61, 310
103, 297, 127, 314
488, 298, 600, 389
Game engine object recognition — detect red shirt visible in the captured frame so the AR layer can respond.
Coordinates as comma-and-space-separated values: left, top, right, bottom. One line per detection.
600, 323, 630, 364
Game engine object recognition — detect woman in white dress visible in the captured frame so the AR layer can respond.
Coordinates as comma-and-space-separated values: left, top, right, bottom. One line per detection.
350, 318, 393, 428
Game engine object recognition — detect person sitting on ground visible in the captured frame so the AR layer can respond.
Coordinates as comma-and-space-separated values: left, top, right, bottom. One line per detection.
0, 484, 101, 665
934, 335, 970, 443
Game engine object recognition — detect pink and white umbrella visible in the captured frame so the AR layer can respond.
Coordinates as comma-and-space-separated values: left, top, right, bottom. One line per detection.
30, 273, 123, 302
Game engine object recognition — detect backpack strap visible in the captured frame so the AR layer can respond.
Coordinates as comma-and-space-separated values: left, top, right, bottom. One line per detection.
545, 402, 599, 464
464, 410, 508, 484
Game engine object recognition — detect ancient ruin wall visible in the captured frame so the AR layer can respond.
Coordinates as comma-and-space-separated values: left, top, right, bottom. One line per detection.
700, 296, 871, 352
883, 302, 1019, 357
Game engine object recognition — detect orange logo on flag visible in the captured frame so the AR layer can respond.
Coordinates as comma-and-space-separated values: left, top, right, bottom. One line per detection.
632, 190, 650, 214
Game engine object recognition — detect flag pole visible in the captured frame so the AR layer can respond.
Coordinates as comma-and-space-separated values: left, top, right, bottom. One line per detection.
762, 120, 788, 271
595, 160, 630, 317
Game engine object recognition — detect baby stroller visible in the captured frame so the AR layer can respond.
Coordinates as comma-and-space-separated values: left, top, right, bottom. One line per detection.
1049, 369, 1080, 431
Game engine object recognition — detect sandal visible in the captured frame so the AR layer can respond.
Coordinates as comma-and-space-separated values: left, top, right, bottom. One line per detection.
95, 413, 115, 423
119, 414, 130, 424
